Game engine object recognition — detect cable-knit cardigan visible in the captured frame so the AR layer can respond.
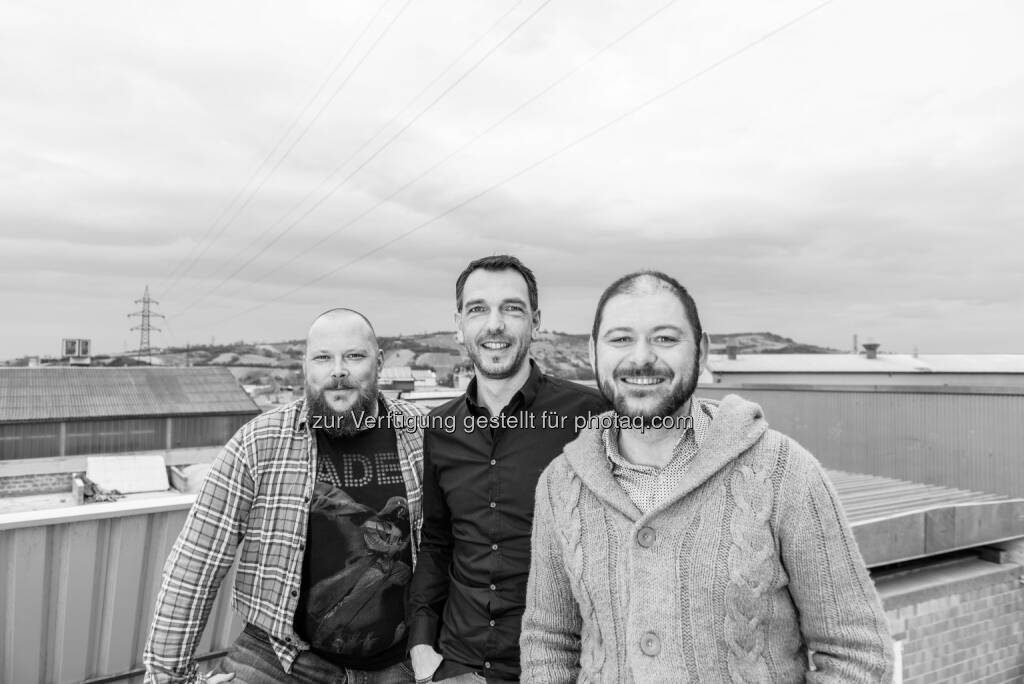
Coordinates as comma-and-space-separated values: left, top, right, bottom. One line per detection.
520, 395, 894, 683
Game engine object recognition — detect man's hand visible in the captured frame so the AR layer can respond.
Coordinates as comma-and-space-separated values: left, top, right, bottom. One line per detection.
410, 644, 443, 683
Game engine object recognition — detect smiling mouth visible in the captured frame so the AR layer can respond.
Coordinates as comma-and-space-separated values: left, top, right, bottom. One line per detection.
481, 341, 511, 351
619, 376, 667, 386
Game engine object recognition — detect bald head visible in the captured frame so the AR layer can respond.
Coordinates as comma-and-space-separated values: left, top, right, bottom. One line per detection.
307, 307, 377, 347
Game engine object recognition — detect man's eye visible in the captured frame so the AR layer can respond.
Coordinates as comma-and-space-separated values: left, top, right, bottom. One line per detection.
347, 354, 366, 360
467, 305, 486, 314
654, 336, 679, 344
608, 336, 631, 344
313, 354, 331, 361
503, 304, 524, 313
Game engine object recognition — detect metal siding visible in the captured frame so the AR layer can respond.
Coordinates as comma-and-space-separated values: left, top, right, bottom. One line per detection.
172, 414, 249, 449
65, 418, 168, 456
697, 386, 1024, 498
0, 421, 61, 460
0, 507, 240, 683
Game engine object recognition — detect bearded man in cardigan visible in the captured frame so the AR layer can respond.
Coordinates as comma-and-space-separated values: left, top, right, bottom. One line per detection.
520, 271, 894, 683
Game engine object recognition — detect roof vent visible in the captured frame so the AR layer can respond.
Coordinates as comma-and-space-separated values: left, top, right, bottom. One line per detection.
726, 345, 738, 360
862, 342, 880, 359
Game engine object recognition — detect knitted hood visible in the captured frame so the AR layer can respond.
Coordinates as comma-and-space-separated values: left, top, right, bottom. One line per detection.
560, 394, 769, 521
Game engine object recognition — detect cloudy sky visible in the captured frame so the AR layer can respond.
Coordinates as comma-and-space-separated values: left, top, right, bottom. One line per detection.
2, 0, 1022, 360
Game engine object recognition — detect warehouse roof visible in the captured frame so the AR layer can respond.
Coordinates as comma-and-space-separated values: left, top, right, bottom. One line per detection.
707, 353, 1024, 375
0, 367, 260, 422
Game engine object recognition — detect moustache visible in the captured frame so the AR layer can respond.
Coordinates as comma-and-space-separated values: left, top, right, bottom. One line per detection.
321, 379, 361, 391
613, 364, 672, 380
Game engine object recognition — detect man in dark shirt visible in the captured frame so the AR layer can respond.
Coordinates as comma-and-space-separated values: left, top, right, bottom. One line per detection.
409, 256, 607, 683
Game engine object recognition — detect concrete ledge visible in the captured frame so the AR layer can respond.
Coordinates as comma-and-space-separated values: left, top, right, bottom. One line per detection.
875, 556, 1021, 611
0, 447, 220, 477
0, 492, 196, 531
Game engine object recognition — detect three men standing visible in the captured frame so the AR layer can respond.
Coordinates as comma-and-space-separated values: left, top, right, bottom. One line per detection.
408, 256, 607, 683
145, 263, 892, 684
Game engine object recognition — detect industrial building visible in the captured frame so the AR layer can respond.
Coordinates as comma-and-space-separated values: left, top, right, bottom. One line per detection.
0, 367, 260, 496
705, 349, 1024, 387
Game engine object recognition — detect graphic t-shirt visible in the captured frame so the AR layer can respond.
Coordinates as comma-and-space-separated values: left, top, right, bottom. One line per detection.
293, 405, 413, 670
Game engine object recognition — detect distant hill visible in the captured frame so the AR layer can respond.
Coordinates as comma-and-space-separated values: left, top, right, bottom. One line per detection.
4, 331, 837, 383
708, 332, 839, 355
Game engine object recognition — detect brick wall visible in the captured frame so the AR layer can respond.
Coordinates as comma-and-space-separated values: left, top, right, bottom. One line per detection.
877, 552, 1024, 683
0, 472, 71, 497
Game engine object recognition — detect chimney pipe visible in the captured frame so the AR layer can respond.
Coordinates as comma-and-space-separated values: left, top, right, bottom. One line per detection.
862, 342, 880, 360
726, 345, 738, 360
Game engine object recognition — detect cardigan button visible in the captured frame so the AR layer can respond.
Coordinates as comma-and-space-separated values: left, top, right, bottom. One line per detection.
637, 527, 656, 548
640, 632, 661, 656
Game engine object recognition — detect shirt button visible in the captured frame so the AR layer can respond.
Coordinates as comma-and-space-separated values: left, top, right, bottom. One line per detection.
484, 662, 491, 669
489, 501, 497, 508
489, 620, 496, 627
637, 526, 656, 548
291, 589, 298, 597
489, 459, 496, 466
491, 544, 499, 551
489, 584, 497, 591
640, 631, 661, 656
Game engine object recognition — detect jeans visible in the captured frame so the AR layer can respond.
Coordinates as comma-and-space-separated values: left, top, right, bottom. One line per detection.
434, 674, 487, 684
213, 625, 415, 684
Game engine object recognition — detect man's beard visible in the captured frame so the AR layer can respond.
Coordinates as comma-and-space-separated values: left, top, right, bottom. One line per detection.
596, 352, 700, 429
306, 379, 378, 437
466, 333, 530, 380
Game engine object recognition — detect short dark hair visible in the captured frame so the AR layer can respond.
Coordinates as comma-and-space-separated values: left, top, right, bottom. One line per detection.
591, 270, 703, 342
455, 255, 539, 312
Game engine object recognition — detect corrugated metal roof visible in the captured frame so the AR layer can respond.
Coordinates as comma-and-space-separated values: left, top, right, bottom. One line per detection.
0, 367, 260, 422
830, 469, 1024, 567
707, 353, 1024, 374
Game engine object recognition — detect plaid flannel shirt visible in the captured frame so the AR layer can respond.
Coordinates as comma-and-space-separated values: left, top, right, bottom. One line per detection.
143, 395, 427, 684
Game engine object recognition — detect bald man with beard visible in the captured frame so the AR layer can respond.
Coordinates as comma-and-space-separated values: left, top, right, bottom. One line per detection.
145, 309, 427, 684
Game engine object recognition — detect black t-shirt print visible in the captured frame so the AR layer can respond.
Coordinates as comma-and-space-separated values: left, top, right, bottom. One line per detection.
294, 408, 413, 670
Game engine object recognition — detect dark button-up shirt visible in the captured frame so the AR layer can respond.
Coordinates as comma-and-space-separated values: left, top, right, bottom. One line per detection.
409, 362, 607, 682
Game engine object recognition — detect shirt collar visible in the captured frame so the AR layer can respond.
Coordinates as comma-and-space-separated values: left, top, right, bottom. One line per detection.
465, 358, 543, 415
603, 398, 713, 472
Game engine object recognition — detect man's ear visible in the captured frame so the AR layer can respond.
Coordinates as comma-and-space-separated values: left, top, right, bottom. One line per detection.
531, 309, 541, 339
376, 348, 384, 371
454, 311, 464, 344
698, 331, 710, 371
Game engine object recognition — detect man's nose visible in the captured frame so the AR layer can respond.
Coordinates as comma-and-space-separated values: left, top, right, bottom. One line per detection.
330, 359, 348, 377
485, 309, 506, 333
630, 339, 656, 365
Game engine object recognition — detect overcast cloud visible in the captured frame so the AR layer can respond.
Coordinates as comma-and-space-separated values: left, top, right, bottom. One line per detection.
2, 0, 1022, 358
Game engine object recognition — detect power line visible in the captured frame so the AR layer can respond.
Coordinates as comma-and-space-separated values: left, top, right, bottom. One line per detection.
209, 0, 840, 327
160, 0, 392, 292
173, 0, 551, 318
208, 0, 685, 301
161, 0, 412, 299
171, 0, 533, 317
